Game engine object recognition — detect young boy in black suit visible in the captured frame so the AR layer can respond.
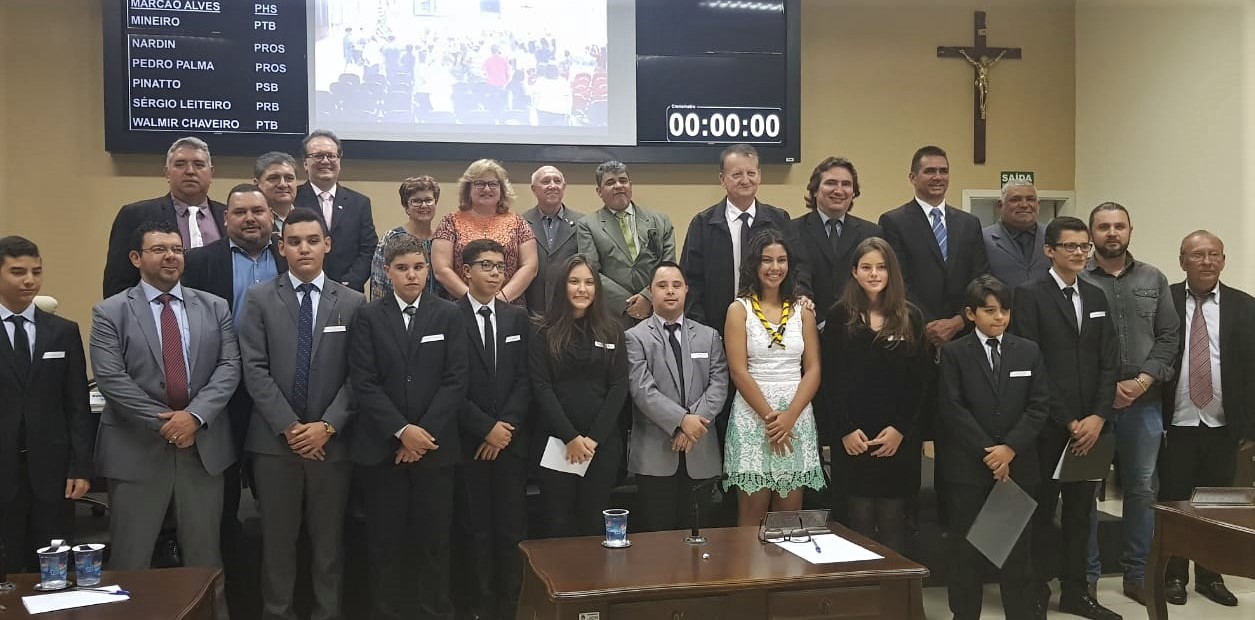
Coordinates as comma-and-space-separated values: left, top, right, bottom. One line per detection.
938, 275, 1050, 620
1012, 217, 1121, 620
0, 236, 95, 572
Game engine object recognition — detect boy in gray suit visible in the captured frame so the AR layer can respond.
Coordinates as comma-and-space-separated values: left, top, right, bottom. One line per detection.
625, 261, 728, 532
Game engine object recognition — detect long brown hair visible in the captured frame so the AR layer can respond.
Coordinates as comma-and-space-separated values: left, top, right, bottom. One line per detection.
537, 254, 623, 360
838, 237, 916, 346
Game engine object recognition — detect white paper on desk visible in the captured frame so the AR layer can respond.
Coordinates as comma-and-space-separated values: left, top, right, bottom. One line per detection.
540, 436, 591, 477
774, 533, 883, 564
23, 585, 129, 614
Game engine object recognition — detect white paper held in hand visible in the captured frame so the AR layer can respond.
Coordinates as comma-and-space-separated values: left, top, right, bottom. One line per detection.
540, 436, 592, 477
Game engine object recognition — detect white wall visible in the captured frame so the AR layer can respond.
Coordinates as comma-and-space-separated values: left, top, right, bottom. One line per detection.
1076, 0, 1253, 289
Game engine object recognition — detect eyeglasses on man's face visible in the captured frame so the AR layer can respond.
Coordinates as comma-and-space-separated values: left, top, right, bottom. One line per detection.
473, 260, 507, 273
304, 153, 340, 162
1052, 242, 1093, 254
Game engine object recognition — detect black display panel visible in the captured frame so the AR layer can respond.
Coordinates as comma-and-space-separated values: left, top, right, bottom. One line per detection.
103, 0, 800, 164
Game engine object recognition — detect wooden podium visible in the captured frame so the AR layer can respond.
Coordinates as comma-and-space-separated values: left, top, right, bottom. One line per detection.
1147, 501, 1255, 620
517, 524, 928, 619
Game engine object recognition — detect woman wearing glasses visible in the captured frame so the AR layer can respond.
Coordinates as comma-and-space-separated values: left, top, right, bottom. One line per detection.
368, 175, 443, 301
431, 159, 539, 308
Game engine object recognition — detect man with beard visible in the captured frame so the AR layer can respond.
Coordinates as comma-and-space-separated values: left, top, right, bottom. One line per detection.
983, 180, 1049, 289
253, 152, 300, 233
1080, 202, 1179, 605
521, 165, 582, 315
294, 130, 378, 293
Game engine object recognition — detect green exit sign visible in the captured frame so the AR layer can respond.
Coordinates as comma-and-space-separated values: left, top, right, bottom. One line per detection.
1000, 171, 1035, 187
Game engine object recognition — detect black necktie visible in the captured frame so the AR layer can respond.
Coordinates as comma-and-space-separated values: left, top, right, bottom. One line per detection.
404, 305, 417, 335
293, 282, 316, 413
738, 212, 752, 258
6, 315, 31, 380
828, 218, 843, 253
479, 306, 495, 372
664, 323, 686, 405
1063, 286, 1080, 329
987, 338, 1001, 380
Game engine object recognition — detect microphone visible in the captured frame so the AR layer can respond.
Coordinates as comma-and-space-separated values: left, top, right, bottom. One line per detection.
685, 473, 728, 545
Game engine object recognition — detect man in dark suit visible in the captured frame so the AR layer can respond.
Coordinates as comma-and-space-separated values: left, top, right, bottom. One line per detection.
983, 181, 1049, 289
253, 152, 300, 232
937, 276, 1049, 620
1157, 230, 1255, 608
453, 239, 531, 620
293, 130, 378, 292
90, 220, 240, 570
0, 236, 95, 572
350, 234, 468, 620
792, 156, 883, 318
103, 137, 227, 298
521, 165, 581, 315
239, 209, 365, 620
1011, 217, 1121, 620
681, 144, 802, 335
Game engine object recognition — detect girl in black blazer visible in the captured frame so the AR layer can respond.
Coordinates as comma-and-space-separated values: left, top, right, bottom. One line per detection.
530, 254, 628, 537
821, 237, 930, 552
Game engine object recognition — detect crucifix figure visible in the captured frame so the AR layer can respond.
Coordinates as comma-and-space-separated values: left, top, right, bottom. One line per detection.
938, 12, 1022, 164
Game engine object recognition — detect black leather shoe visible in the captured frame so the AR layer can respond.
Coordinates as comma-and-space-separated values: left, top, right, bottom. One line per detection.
1164, 578, 1187, 605
1059, 592, 1122, 620
1122, 580, 1145, 605
1195, 581, 1238, 607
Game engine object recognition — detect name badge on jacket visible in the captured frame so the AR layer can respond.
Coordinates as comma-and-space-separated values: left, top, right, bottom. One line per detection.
43, 351, 66, 359
505, 334, 522, 343
1009, 370, 1032, 378
420, 334, 445, 343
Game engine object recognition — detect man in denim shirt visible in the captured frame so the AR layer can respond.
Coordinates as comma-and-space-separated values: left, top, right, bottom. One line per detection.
1080, 202, 1180, 605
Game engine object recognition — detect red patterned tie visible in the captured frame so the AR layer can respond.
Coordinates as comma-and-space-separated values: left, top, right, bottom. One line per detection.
157, 294, 190, 411
1187, 292, 1213, 408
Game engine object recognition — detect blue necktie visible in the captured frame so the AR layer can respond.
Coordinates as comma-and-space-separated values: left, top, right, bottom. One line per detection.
930, 207, 948, 261
293, 282, 317, 413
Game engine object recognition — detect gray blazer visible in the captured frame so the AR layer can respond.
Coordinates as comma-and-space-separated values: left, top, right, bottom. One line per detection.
576, 204, 676, 327
521, 204, 582, 313
983, 221, 1049, 290
625, 317, 728, 479
90, 284, 240, 480
238, 275, 366, 460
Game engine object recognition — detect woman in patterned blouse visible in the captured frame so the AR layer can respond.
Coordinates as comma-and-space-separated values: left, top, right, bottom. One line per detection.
431, 159, 538, 308
368, 175, 442, 301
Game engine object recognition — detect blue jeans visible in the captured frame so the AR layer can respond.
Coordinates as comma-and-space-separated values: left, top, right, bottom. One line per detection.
1112, 401, 1163, 583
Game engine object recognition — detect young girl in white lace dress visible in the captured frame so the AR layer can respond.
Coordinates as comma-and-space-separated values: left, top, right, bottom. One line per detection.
723, 229, 825, 526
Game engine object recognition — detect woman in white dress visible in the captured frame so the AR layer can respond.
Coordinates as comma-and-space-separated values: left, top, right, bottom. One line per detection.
723, 229, 825, 526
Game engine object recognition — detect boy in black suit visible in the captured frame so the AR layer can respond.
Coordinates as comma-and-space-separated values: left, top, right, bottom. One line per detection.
938, 275, 1049, 620
453, 239, 531, 620
1012, 217, 1121, 619
0, 236, 95, 571
350, 235, 468, 620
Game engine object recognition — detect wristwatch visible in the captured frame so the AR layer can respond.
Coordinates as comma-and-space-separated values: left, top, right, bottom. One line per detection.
323, 421, 336, 436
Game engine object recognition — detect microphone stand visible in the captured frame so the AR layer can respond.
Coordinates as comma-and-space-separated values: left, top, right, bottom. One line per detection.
685, 475, 726, 545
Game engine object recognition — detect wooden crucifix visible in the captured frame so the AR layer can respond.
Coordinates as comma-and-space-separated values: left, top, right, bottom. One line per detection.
938, 11, 1022, 164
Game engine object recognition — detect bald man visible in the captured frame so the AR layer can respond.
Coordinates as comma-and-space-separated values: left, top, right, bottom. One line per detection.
520, 165, 582, 314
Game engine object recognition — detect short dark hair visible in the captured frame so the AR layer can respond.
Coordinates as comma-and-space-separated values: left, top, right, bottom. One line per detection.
804, 156, 861, 210
594, 160, 628, 186
301, 129, 342, 156
651, 260, 685, 283
383, 234, 426, 266
0, 236, 40, 263
226, 183, 264, 203
1044, 216, 1089, 246
131, 220, 181, 253
909, 145, 948, 174
399, 175, 440, 207
253, 151, 297, 178
1088, 201, 1130, 229
462, 238, 506, 265
719, 144, 759, 172
963, 275, 1012, 313
282, 208, 328, 236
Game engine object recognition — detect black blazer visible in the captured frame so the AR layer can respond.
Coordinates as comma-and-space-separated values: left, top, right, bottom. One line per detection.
349, 293, 469, 468
0, 311, 96, 503
183, 238, 288, 312
937, 332, 1050, 486
457, 297, 531, 459
1011, 274, 1119, 426
879, 201, 989, 323
294, 182, 378, 292
1161, 282, 1255, 440
681, 200, 795, 333
792, 211, 883, 315
530, 322, 628, 445
103, 194, 228, 298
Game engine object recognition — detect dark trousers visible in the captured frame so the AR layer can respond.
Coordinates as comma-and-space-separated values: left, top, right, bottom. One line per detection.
539, 434, 622, 538
1031, 425, 1098, 597
946, 482, 1035, 620
361, 461, 455, 620
1158, 424, 1238, 585
453, 453, 528, 619
0, 455, 74, 573
634, 453, 704, 533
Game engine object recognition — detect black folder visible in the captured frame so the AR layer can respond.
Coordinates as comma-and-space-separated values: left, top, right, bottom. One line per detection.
1052, 432, 1116, 483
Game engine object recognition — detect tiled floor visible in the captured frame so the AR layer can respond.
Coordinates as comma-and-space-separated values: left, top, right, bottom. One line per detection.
921, 574, 1255, 619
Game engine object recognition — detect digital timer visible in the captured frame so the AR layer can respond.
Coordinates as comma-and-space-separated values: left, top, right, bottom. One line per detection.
665, 105, 784, 144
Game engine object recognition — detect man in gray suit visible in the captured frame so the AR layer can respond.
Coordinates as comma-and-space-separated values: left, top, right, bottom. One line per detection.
239, 209, 365, 620
577, 161, 676, 327
626, 262, 728, 532
521, 165, 581, 315
90, 220, 240, 570
983, 180, 1049, 289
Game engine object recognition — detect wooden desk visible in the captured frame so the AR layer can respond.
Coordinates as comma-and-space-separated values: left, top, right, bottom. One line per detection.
0, 567, 222, 619
1147, 502, 1255, 620
517, 524, 928, 620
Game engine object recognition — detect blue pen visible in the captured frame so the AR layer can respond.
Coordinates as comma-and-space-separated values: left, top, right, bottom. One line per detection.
75, 587, 130, 596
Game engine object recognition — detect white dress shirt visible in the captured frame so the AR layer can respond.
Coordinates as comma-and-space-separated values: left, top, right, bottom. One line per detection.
0, 303, 36, 355
1173, 286, 1225, 427
468, 295, 498, 362
973, 327, 1003, 371
1049, 268, 1084, 330
289, 271, 326, 323
726, 199, 757, 291
654, 313, 684, 345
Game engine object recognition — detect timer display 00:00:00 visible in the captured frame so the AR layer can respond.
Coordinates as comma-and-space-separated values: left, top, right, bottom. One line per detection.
667, 111, 782, 140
